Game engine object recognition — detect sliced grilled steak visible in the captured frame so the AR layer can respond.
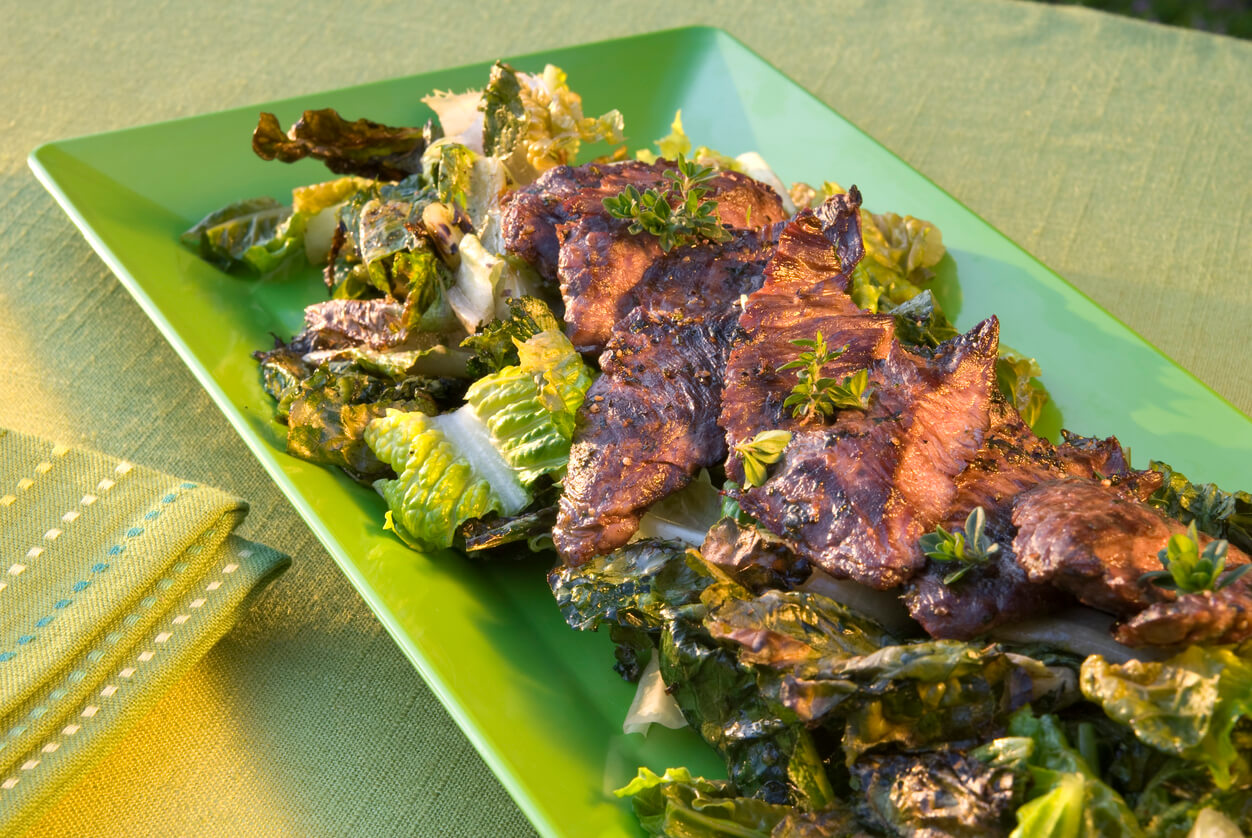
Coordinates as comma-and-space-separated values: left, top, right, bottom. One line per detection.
904, 532, 1068, 641
904, 400, 1164, 639
500, 160, 651, 281
1115, 584, 1252, 647
721, 189, 882, 475
1009, 477, 1252, 646
501, 159, 787, 354
1012, 478, 1194, 615
502, 160, 786, 282
553, 307, 737, 566
740, 319, 1001, 590
558, 221, 781, 353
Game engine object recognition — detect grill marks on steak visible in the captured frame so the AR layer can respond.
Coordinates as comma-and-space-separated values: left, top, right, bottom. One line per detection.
903, 399, 1168, 639
721, 189, 1001, 590
500, 159, 787, 354
721, 190, 882, 468
553, 308, 737, 566
559, 221, 780, 353
738, 322, 1001, 590
510, 165, 1252, 648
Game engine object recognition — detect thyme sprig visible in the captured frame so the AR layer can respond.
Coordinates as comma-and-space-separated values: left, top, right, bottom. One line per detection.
778, 331, 871, 420
733, 430, 792, 488
919, 507, 1001, 585
602, 154, 732, 252
1141, 522, 1249, 594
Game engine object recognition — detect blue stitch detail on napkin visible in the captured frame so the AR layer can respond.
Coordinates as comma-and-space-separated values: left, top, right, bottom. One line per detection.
54, 599, 71, 609
126, 527, 143, 538
0, 652, 14, 662
34, 616, 53, 628
91, 562, 109, 573
72, 580, 90, 592
17, 635, 35, 645
108, 545, 124, 556
161, 493, 177, 503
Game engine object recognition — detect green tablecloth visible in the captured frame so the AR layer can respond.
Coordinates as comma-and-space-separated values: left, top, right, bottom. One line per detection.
2, 1, 1249, 835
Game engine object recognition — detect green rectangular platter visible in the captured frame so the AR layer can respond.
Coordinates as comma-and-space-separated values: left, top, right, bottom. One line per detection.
28, 26, 1252, 838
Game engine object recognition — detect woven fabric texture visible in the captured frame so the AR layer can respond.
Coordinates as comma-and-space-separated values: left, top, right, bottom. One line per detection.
0, 429, 288, 837
1, 1, 1248, 836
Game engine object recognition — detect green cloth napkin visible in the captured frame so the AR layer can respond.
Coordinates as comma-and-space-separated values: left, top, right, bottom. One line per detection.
0, 429, 288, 837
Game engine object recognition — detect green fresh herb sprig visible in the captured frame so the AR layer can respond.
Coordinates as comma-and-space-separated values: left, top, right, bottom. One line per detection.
602, 154, 732, 252
732, 430, 792, 488
778, 332, 872, 420
1140, 522, 1249, 594
919, 506, 1001, 585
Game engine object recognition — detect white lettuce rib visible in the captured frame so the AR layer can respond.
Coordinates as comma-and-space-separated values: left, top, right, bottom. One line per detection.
436, 405, 529, 515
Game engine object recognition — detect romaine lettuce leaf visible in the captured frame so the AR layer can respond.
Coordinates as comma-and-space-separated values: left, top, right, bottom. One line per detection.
997, 348, 1050, 431
291, 175, 375, 215
1002, 710, 1145, 838
447, 233, 547, 332
252, 109, 432, 181
365, 328, 593, 548
181, 196, 306, 274
463, 329, 593, 480
480, 62, 624, 185
1080, 646, 1252, 789
366, 408, 514, 548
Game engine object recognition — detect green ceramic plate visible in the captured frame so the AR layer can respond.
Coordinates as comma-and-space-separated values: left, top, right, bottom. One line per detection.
28, 26, 1252, 838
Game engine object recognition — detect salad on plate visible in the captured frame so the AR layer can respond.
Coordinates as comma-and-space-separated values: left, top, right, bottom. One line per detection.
181, 60, 1252, 837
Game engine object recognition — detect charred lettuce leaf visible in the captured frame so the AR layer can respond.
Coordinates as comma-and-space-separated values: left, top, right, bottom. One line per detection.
281, 363, 437, 482
662, 615, 830, 805
615, 766, 868, 838
548, 539, 708, 682
1148, 462, 1252, 554
662, 585, 837, 806
461, 296, 563, 377
548, 540, 708, 634
252, 109, 431, 181
295, 298, 408, 350
1080, 646, 1252, 789
702, 584, 1045, 763
365, 328, 593, 548
852, 749, 1019, 837
1130, 759, 1252, 837
479, 62, 624, 185
181, 196, 306, 274
481, 62, 527, 161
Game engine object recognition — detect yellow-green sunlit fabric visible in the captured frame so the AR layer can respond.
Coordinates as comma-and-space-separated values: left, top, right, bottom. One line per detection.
0, 429, 289, 836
